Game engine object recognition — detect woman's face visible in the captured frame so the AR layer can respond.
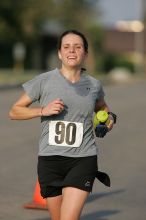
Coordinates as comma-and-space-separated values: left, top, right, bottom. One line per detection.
58, 33, 87, 69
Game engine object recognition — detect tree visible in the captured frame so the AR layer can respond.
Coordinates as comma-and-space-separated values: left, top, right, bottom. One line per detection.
0, 0, 56, 43
0, 0, 100, 43
0, 0, 103, 70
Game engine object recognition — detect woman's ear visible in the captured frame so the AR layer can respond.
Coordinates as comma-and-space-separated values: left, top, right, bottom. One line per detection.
58, 50, 62, 60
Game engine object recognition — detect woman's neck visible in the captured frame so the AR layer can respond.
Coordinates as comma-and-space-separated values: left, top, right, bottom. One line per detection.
60, 66, 82, 83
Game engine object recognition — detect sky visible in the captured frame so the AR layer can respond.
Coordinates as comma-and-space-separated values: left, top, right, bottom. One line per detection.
98, 0, 144, 27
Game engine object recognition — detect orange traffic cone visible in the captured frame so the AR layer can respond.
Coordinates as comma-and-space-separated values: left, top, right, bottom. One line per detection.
23, 180, 47, 210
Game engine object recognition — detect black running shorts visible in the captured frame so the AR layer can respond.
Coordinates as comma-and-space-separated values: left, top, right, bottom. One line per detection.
37, 155, 97, 198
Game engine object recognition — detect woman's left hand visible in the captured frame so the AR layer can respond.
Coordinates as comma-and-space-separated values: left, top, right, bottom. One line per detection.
107, 119, 114, 131
107, 112, 117, 131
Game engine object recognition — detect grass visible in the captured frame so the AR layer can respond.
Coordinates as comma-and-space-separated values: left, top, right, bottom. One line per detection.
0, 69, 38, 85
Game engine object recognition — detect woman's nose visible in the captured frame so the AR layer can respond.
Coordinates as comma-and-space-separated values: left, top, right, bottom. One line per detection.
69, 46, 75, 52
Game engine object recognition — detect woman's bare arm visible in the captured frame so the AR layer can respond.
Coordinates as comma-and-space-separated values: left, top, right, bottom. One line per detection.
9, 93, 42, 120
9, 93, 65, 120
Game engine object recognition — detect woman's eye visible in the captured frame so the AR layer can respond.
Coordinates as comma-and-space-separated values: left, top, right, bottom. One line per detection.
76, 46, 82, 49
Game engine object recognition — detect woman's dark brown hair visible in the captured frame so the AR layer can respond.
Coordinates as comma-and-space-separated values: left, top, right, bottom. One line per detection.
57, 29, 88, 53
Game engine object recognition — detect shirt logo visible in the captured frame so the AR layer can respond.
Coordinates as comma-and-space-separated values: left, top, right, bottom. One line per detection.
85, 181, 91, 187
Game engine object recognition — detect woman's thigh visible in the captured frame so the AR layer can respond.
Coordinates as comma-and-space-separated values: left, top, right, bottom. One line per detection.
46, 195, 62, 220
60, 187, 89, 220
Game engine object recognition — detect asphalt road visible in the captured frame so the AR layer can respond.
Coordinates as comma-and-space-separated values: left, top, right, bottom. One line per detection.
0, 79, 146, 220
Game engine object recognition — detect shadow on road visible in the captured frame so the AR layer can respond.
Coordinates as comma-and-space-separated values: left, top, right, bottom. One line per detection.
81, 209, 120, 220
87, 189, 125, 203
34, 209, 120, 220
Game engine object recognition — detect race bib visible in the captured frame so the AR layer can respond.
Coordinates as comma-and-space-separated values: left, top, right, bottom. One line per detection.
48, 121, 83, 148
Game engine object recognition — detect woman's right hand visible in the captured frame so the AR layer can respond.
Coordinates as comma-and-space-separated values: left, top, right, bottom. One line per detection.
41, 99, 64, 116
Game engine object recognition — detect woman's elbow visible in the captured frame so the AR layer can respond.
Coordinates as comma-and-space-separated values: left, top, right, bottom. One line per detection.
9, 107, 17, 120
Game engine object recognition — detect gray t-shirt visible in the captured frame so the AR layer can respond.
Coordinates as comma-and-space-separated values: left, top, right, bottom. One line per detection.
22, 68, 105, 157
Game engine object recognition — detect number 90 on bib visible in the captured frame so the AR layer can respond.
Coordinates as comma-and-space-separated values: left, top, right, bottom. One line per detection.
48, 121, 83, 148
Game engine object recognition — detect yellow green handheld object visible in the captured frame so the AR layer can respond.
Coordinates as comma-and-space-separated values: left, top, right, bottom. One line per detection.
93, 110, 109, 128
